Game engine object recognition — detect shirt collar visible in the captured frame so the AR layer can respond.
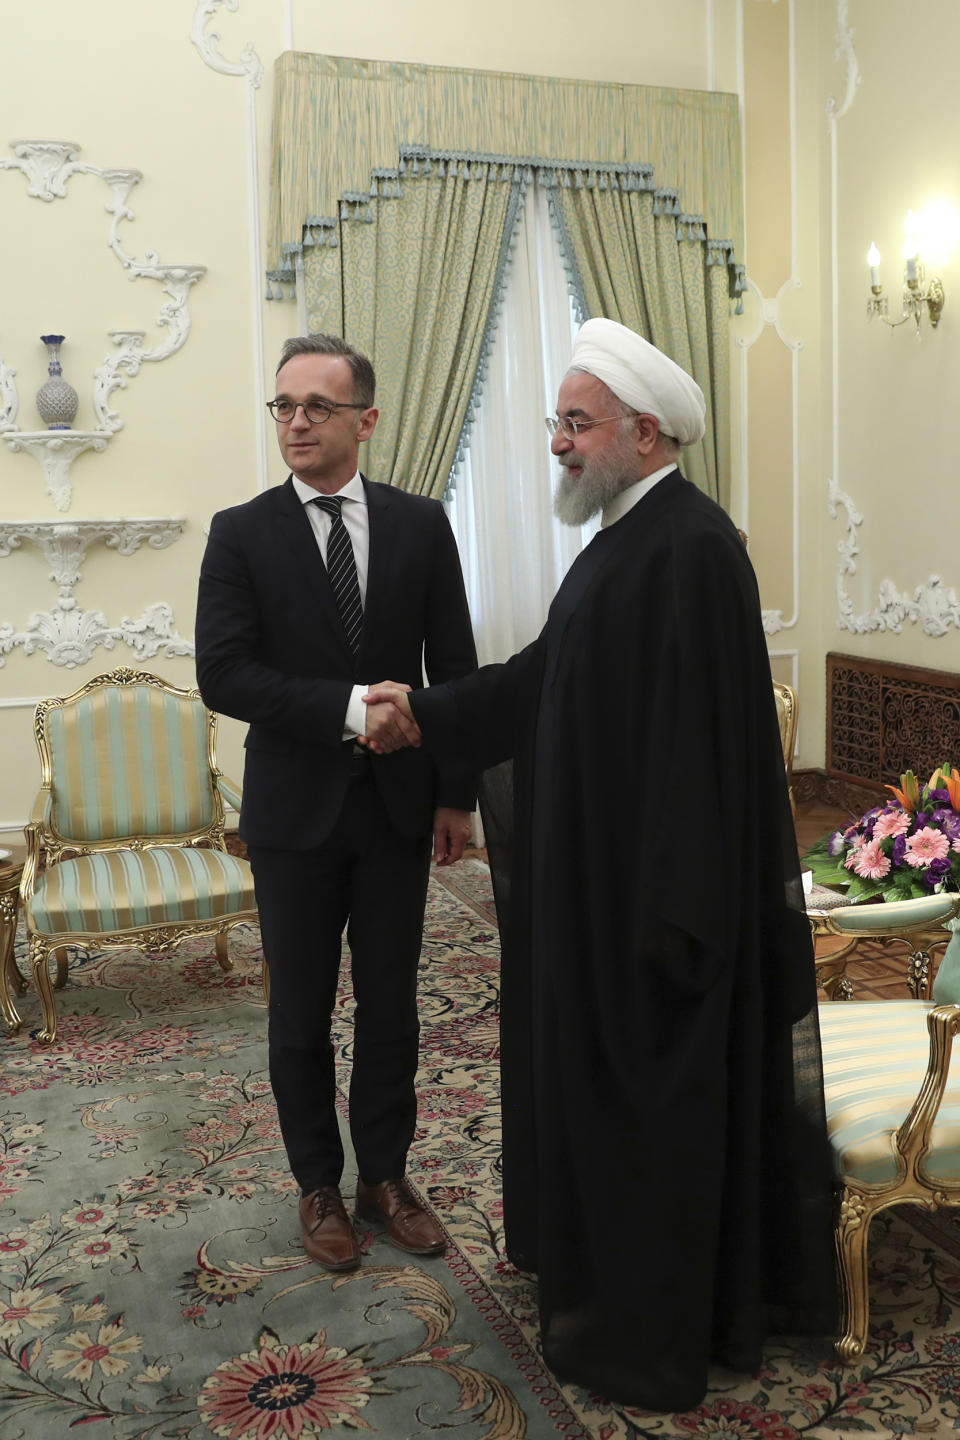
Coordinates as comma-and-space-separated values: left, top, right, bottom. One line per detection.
292, 472, 366, 506
601, 462, 677, 528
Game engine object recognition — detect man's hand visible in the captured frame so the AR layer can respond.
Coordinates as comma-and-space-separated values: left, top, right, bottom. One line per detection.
360, 682, 421, 754
433, 807, 472, 866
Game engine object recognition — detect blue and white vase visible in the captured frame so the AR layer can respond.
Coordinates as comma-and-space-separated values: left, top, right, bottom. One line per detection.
36, 334, 79, 430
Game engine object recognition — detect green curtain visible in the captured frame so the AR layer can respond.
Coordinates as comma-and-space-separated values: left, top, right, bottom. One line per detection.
548, 179, 732, 507
303, 159, 524, 498
269, 54, 743, 283
271, 53, 745, 509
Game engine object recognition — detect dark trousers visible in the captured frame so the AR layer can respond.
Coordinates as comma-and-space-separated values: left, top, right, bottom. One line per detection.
248, 772, 431, 1192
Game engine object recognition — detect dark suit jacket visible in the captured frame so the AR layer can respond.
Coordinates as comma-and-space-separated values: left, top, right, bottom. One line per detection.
195, 475, 478, 850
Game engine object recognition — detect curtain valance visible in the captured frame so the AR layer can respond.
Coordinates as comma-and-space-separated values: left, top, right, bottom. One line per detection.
268, 51, 744, 284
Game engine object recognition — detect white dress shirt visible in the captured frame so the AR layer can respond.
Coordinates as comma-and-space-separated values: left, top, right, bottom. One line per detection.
292, 472, 369, 737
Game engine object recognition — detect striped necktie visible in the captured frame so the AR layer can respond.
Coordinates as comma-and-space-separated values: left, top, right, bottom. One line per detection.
312, 495, 363, 656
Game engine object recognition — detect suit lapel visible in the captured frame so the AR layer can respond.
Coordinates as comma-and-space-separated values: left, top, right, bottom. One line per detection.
359, 478, 394, 667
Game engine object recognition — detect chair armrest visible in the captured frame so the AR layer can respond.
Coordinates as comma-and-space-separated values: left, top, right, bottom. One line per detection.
895, 1002, 960, 1171
816, 893, 960, 938
216, 774, 242, 813
29, 788, 53, 829
21, 788, 53, 902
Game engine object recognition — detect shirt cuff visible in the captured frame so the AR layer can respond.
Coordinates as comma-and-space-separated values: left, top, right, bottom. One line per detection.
343, 685, 368, 740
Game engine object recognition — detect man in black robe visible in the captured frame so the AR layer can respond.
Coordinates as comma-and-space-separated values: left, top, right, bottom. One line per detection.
363, 319, 837, 1411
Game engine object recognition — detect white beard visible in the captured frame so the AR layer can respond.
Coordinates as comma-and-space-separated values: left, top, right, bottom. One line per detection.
553, 449, 637, 527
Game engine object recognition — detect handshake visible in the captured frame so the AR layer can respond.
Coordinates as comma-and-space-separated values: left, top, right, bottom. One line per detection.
359, 682, 422, 755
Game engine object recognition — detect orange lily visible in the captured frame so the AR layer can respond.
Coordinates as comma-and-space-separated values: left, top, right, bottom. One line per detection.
886, 769, 920, 811
930, 763, 960, 811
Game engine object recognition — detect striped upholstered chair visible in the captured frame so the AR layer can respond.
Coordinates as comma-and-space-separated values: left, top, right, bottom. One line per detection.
820, 997, 960, 1362
18, 667, 258, 1045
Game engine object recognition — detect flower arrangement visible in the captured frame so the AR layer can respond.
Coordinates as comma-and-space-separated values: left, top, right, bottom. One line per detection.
805, 764, 960, 902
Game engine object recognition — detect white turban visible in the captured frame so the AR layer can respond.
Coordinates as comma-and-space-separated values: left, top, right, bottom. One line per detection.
569, 317, 706, 446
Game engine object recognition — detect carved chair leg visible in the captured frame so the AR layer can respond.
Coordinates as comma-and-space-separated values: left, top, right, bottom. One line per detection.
835, 1188, 873, 1364
54, 945, 69, 990
261, 958, 270, 1005
0, 946, 23, 1034
820, 968, 855, 1002
30, 935, 59, 1047
215, 930, 234, 973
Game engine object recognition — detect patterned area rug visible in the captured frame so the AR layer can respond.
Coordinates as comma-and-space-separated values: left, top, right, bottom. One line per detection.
2, 858, 960, 1439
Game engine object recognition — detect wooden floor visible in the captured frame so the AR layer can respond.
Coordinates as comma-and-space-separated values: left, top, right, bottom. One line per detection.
796, 800, 942, 1003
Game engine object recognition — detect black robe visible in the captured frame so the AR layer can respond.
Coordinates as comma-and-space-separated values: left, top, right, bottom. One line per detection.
413, 471, 837, 1411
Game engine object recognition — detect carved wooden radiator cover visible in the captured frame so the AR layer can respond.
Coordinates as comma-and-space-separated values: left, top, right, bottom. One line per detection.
827, 652, 960, 789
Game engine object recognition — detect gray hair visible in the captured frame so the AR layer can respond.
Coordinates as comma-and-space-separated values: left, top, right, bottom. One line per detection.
276, 333, 376, 409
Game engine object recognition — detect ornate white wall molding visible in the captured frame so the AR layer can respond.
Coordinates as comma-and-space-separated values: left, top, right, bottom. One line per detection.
190, 0, 263, 84
828, 478, 960, 637
0, 357, 20, 433
0, 141, 207, 510
736, 0, 802, 636
826, 0, 860, 558
190, 0, 269, 494
0, 518, 193, 668
825, 0, 860, 125
822, 5, 954, 638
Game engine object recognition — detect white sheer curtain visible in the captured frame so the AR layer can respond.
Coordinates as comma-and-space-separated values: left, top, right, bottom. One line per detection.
445, 185, 598, 667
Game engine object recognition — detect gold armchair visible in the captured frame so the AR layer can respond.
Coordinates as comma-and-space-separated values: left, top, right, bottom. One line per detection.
17, 667, 258, 1045
809, 892, 960, 1001
821, 997, 960, 1362
772, 680, 797, 816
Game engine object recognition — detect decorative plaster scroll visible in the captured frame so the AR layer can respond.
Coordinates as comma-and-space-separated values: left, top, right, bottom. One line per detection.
828, 477, 960, 637
0, 140, 206, 509
0, 519, 193, 668
190, 0, 263, 86
0, 357, 18, 433
825, 0, 860, 123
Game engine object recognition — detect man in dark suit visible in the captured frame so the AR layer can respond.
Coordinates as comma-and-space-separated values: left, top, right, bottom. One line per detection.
195, 333, 477, 1272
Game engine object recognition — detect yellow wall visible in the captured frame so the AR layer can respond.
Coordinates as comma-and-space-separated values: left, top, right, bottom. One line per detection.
739, 0, 960, 771
0, 0, 740, 837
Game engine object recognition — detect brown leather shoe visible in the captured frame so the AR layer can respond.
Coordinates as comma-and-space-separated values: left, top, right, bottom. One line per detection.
299, 1186, 361, 1271
356, 1177, 447, 1256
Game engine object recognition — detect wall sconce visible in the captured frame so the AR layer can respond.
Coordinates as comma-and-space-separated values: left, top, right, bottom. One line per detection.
866, 212, 945, 332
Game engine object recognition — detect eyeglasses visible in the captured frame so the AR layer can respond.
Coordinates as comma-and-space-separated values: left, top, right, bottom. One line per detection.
267, 399, 365, 424
544, 414, 627, 439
